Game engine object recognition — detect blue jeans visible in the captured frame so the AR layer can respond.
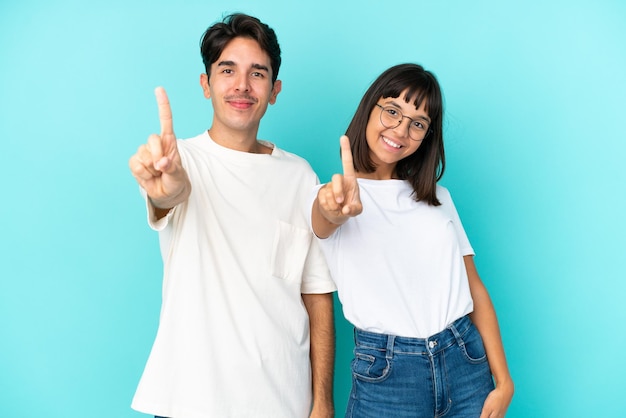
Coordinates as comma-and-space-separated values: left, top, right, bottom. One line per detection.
345, 316, 495, 418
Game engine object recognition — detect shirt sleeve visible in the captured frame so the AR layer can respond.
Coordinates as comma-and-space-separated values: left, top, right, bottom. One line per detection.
140, 187, 174, 231
300, 237, 337, 294
439, 187, 475, 257
306, 184, 325, 233
302, 184, 337, 294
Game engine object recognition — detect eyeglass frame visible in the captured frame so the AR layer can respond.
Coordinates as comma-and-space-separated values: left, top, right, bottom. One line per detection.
375, 103, 431, 141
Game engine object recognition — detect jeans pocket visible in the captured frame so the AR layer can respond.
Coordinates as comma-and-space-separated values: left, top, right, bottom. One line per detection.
351, 348, 391, 382
458, 324, 488, 364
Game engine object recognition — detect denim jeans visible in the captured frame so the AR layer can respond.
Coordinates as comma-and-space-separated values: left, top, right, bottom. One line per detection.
345, 315, 494, 418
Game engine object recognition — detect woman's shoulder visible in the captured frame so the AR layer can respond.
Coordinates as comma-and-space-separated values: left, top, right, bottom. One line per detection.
436, 184, 452, 199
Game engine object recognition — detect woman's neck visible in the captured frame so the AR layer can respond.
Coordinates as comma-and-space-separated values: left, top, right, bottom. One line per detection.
357, 170, 397, 180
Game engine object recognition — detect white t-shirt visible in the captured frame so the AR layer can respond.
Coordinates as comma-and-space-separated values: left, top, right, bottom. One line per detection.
132, 132, 336, 418
314, 179, 474, 339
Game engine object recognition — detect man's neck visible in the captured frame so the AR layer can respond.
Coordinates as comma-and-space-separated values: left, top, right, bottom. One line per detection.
207, 128, 272, 154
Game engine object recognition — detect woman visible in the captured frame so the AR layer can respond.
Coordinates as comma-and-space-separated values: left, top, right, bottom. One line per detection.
311, 64, 514, 417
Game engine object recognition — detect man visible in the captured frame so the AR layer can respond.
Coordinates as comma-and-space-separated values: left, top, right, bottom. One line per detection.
128, 13, 336, 418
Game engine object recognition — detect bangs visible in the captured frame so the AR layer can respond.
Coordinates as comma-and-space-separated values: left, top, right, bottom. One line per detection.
379, 74, 441, 118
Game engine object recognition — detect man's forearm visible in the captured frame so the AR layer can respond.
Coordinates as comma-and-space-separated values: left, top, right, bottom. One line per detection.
302, 292, 335, 417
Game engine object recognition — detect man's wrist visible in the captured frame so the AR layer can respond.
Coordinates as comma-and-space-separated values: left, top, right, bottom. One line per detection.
148, 181, 191, 210
148, 196, 174, 210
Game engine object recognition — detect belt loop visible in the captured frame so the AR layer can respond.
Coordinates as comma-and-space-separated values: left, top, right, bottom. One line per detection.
448, 318, 465, 349
386, 334, 395, 360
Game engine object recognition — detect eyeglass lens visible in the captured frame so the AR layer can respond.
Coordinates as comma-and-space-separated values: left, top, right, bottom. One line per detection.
378, 105, 429, 141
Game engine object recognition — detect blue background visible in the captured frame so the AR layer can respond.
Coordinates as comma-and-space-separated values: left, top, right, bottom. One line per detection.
1, 1, 625, 416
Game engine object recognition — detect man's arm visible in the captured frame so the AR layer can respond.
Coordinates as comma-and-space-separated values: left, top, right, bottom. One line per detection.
129, 87, 191, 220
302, 292, 335, 418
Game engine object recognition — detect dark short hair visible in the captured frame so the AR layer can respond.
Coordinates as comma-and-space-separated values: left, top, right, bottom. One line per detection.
345, 63, 445, 206
199, 13, 282, 84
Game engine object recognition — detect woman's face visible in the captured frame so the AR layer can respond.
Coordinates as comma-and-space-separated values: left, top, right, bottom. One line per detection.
364, 92, 431, 178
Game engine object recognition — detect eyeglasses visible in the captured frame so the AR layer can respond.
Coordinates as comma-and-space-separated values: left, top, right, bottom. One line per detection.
375, 103, 430, 141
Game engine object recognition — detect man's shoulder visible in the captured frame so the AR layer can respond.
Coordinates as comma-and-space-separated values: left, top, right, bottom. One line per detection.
177, 132, 208, 148
270, 143, 315, 172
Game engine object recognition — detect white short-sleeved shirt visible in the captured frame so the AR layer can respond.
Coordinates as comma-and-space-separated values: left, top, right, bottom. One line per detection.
314, 179, 474, 338
132, 132, 336, 418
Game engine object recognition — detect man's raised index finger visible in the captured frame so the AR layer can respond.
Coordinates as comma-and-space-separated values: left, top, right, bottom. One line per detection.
155, 87, 174, 136
340, 135, 356, 177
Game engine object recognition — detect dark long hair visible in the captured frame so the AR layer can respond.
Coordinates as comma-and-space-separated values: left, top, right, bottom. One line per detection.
199, 13, 282, 84
345, 63, 445, 205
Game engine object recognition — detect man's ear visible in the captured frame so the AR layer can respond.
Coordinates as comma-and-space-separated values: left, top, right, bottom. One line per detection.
269, 79, 282, 105
200, 73, 211, 99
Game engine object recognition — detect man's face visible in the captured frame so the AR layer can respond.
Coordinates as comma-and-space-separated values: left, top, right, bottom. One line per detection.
201, 37, 282, 137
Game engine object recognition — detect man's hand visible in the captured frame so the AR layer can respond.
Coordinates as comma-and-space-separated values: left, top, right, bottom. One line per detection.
129, 87, 191, 210
317, 135, 363, 226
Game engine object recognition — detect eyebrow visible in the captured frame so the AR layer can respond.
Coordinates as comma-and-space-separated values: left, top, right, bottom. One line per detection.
217, 60, 269, 73
251, 63, 270, 72
386, 100, 431, 124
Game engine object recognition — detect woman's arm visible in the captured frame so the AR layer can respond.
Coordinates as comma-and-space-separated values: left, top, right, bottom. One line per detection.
312, 136, 362, 239
465, 255, 514, 418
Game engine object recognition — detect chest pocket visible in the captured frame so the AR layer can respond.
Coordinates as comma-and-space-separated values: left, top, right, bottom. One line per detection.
270, 220, 312, 282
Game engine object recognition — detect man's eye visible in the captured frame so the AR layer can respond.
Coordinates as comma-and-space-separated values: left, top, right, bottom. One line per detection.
252, 72, 265, 78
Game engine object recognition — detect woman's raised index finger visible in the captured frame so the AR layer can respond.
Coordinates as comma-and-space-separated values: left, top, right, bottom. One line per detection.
155, 87, 174, 136
340, 135, 355, 177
